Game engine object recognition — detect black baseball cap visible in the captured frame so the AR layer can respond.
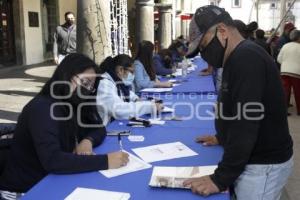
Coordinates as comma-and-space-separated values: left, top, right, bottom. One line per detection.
187, 5, 233, 56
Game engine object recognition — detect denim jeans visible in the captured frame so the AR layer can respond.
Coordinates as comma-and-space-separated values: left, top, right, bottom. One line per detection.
233, 157, 293, 200
0, 191, 23, 200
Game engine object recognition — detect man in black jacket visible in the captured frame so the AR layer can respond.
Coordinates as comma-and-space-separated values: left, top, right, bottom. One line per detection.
183, 6, 293, 199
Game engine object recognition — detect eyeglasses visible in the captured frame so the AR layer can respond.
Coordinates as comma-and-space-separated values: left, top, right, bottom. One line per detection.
75, 75, 96, 93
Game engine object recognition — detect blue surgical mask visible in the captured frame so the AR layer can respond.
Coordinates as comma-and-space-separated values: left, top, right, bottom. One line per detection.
122, 72, 135, 86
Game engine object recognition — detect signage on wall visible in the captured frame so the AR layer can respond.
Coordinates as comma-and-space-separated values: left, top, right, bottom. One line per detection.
28, 12, 39, 27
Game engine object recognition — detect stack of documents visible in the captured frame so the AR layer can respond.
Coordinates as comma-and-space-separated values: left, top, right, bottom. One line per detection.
149, 166, 217, 189
65, 187, 130, 200
132, 142, 198, 163
99, 151, 151, 178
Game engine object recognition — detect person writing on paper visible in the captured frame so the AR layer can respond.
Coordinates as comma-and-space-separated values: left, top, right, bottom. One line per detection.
134, 41, 172, 92
183, 6, 293, 199
0, 54, 129, 197
96, 54, 163, 126
153, 49, 175, 76
168, 40, 188, 63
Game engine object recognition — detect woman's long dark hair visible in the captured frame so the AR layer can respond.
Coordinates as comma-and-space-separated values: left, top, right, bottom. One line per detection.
39, 53, 101, 152
135, 41, 156, 81
99, 54, 133, 102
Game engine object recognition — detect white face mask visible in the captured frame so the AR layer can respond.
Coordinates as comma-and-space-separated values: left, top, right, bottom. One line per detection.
122, 72, 135, 86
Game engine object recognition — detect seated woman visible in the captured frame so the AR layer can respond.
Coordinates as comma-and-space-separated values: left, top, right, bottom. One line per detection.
168, 40, 187, 63
0, 54, 128, 198
134, 41, 172, 92
153, 49, 175, 76
96, 54, 163, 126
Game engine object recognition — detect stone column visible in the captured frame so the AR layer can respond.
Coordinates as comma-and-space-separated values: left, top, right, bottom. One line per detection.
136, 0, 155, 43
181, 19, 188, 39
157, 3, 172, 50
77, 0, 112, 65
279, 0, 287, 34
180, 0, 191, 39
175, 0, 182, 38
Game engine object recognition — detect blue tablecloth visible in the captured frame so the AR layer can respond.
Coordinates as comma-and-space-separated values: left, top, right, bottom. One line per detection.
22, 126, 228, 200
21, 96, 228, 199
141, 57, 215, 95
22, 59, 230, 200
112, 93, 217, 130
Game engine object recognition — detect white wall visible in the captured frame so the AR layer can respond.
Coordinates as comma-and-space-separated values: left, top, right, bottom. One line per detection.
294, 2, 300, 28
189, 0, 300, 32
23, 0, 44, 65
219, 0, 256, 23
59, 0, 77, 24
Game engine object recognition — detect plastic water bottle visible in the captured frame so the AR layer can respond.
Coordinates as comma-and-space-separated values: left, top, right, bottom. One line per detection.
182, 57, 188, 77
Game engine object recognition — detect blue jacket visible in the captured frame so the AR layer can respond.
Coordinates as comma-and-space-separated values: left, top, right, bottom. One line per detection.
133, 60, 155, 91
153, 54, 173, 76
0, 95, 107, 192
171, 50, 183, 63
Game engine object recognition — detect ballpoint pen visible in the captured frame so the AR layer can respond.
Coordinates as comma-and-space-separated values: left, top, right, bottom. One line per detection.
118, 133, 124, 151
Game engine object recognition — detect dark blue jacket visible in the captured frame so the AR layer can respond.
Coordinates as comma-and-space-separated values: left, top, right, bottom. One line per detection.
153, 54, 173, 76
0, 95, 108, 193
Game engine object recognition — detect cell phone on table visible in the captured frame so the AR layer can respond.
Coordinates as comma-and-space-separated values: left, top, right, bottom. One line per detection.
107, 130, 131, 136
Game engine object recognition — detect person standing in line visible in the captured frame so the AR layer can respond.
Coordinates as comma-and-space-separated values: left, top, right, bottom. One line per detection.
183, 5, 293, 199
53, 12, 77, 65
254, 29, 271, 55
277, 30, 300, 115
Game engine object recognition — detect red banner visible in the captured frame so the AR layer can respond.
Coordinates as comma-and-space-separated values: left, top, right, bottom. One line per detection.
180, 14, 192, 20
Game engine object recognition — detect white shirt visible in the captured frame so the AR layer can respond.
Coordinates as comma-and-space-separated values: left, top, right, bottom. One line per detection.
96, 72, 156, 126
277, 42, 300, 77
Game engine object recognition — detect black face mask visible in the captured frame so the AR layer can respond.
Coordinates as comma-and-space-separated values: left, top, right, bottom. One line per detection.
66, 20, 74, 26
200, 32, 227, 68
69, 86, 93, 107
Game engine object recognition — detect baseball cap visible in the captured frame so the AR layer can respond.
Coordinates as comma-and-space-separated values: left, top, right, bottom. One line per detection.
187, 5, 233, 57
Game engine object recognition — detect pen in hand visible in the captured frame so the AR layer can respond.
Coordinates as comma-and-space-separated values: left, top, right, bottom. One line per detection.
118, 133, 124, 151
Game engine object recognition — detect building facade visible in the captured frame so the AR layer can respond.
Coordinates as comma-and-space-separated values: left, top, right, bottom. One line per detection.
0, 0, 77, 66
1, 0, 299, 66
190, 0, 300, 33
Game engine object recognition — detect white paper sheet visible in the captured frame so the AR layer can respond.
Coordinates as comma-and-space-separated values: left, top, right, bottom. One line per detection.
149, 118, 165, 125
162, 106, 175, 113
132, 142, 198, 163
172, 83, 181, 87
149, 166, 218, 189
187, 65, 196, 72
140, 88, 173, 93
172, 69, 182, 76
168, 79, 177, 83
65, 187, 130, 200
99, 151, 152, 178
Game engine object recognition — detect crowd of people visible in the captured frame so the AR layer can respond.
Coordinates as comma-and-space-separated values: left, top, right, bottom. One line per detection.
0, 5, 298, 200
